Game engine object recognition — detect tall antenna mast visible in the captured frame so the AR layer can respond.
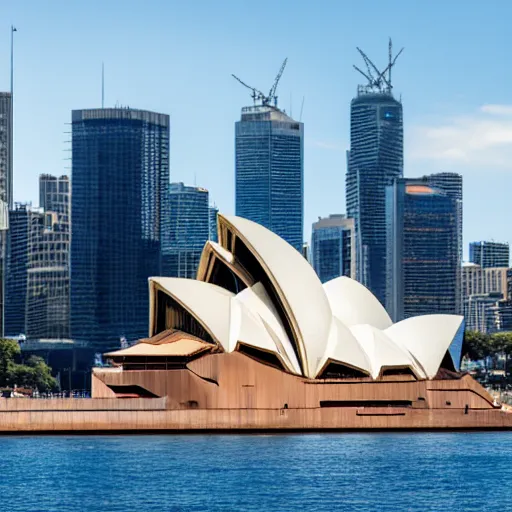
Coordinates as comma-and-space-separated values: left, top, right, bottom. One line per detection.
101, 62, 105, 108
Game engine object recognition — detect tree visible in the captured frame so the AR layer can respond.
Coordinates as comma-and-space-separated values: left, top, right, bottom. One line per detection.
0, 338, 21, 387
462, 330, 492, 362
0, 339, 57, 392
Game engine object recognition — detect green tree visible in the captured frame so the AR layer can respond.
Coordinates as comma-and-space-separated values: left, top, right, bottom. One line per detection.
462, 330, 492, 362
491, 331, 512, 376
0, 339, 57, 392
0, 338, 21, 387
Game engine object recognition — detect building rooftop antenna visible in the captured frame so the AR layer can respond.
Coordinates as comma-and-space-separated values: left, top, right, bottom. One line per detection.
232, 58, 288, 108
101, 62, 105, 108
353, 39, 404, 94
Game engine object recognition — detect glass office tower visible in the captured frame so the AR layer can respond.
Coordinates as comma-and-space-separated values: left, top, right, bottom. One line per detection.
71, 108, 169, 350
162, 183, 209, 279
209, 205, 219, 243
311, 214, 355, 283
5, 203, 43, 337
26, 175, 71, 339
235, 105, 303, 252
346, 92, 403, 306
386, 179, 459, 321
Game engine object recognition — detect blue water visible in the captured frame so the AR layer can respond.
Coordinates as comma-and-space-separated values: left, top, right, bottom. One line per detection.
0, 433, 510, 511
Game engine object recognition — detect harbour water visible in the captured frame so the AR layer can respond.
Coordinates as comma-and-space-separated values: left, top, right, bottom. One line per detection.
0, 432, 510, 511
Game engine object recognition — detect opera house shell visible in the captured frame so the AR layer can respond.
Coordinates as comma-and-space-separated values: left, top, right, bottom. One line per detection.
83, 214, 511, 431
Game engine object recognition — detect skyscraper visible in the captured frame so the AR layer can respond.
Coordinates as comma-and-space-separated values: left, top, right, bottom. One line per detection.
0, 93, 12, 209
71, 108, 169, 349
162, 182, 209, 279
209, 205, 219, 243
469, 241, 509, 268
26, 175, 70, 339
346, 43, 404, 305
386, 179, 459, 321
311, 214, 355, 283
235, 105, 303, 251
5, 203, 43, 337
0, 93, 13, 336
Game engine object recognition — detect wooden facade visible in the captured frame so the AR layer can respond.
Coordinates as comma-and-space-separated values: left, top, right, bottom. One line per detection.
0, 351, 511, 432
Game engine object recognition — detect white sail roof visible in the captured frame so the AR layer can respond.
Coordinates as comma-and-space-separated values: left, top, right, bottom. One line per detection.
315, 316, 372, 378
146, 216, 466, 383
350, 324, 425, 379
222, 215, 332, 378
234, 283, 302, 375
149, 277, 234, 348
385, 315, 464, 378
323, 276, 393, 330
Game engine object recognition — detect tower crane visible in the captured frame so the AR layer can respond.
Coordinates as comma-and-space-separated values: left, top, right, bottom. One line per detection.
232, 58, 288, 108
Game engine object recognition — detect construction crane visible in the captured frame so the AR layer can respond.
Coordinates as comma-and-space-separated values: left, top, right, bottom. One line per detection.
353, 39, 404, 93
232, 58, 288, 108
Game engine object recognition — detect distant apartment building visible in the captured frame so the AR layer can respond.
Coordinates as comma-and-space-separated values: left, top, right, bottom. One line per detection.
386, 179, 459, 321
26, 175, 70, 339
162, 183, 209, 279
70, 108, 169, 350
462, 263, 510, 333
235, 105, 303, 252
5, 203, 43, 337
469, 241, 509, 269
311, 215, 355, 283
209, 205, 219, 243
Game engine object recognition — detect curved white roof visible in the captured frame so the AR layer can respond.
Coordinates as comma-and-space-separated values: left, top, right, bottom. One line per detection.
385, 315, 464, 378
221, 215, 332, 378
150, 277, 234, 349
315, 317, 372, 378
208, 241, 234, 264
323, 276, 392, 330
234, 283, 301, 374
350, 324, 425, 379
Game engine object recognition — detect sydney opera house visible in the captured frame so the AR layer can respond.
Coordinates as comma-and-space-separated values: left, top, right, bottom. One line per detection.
1, 214, 511, 432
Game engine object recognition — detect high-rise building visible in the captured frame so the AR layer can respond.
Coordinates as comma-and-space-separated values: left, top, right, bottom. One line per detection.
71, 108, 169, 349
26, 175, 70, 339
5, 203, 43, 337
469, 241, 509, 269
209, 205, 219, 243
162, 183, 209, 279
311, 214, 355, 283
0, 93, 13, 209
422, 172, 463, 310
235, 105, 303, 251
346, 47, 404, 305
386, 179, 459, 321
0, 93, 13, 337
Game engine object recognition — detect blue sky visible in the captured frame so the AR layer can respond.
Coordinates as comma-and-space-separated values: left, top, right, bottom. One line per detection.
2, 0, 512, 259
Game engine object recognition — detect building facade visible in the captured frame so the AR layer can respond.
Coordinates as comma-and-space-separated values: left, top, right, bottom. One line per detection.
0, 92, 13, 337
346, 92, 403, 305
26, 175, 71, 339
162, 183, 209, 279
386, 179, 459, 321
235, 105, 303, 252
71, 108, 169, 350
0, 92, 12, 209
469, 241, 509, 269
209, 205, 219, 243
311, 214, 355, 283
5, 203, 43, 337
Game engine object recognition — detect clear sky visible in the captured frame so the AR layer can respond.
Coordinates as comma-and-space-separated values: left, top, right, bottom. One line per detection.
2, 0, 512, 259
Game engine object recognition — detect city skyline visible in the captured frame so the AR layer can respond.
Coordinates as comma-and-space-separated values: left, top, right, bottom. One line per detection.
2, 1, 512, 258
